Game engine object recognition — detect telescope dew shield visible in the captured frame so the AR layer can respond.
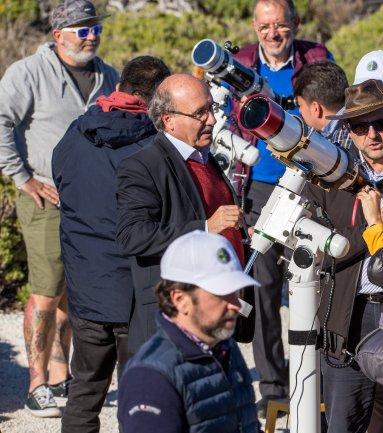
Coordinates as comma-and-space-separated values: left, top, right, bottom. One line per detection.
239, 95, 301, 147
239, 95, 353, 186
192, 39, 262, 96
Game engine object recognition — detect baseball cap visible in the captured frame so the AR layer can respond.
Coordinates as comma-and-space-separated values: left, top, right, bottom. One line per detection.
51, 0, 110, 30
160, 230, 258, 296
354, 50, 383, 85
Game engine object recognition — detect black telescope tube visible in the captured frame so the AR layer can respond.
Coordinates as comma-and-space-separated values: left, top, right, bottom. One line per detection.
192, 39, 258, 94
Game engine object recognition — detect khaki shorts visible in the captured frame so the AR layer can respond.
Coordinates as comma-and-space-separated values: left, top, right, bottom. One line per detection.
15, 190, 65, 298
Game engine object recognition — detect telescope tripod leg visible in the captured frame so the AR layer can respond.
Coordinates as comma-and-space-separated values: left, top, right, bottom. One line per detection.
289, 279, 321, 433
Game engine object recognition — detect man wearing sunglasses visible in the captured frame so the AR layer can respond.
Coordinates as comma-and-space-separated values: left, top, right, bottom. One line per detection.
230, 0, 334, 417
0, 0, 118, 419
300, 79, 383, 433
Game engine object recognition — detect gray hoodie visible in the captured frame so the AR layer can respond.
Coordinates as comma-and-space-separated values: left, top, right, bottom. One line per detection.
0, 42, 119, 186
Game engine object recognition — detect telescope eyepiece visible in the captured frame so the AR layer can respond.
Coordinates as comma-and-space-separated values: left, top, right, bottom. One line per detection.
223, 41, 239, 54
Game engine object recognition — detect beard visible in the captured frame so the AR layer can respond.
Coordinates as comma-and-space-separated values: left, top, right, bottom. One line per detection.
260, 34, 294, 59
208, 324, 236, 341
63, 39, 98, 64
191, 308, 238, 343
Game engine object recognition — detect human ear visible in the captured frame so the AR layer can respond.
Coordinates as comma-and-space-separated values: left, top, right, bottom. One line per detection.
52, 28, 64, 44
170, 290, 192, 316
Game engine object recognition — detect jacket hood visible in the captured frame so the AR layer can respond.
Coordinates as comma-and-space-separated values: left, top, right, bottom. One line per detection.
97, 92, 148, 113
76, 104, 156, 149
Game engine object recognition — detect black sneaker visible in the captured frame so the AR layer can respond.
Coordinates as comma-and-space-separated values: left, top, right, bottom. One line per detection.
49, 376, 72, 398
25, 384, 61, 418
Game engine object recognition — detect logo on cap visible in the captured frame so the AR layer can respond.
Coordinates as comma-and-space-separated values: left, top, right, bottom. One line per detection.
367, 60, 378, 71
217, 248, 231, 264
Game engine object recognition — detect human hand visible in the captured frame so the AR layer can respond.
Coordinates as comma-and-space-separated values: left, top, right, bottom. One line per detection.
19, 178, 59, 209
207, 205, 243, 234
357, 187, 382, 226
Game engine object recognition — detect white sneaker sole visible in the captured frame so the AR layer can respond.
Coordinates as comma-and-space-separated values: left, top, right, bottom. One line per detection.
54, 396, 68, 406
24, 404, 62, 418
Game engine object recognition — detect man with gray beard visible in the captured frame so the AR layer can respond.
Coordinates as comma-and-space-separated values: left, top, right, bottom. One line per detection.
0, 0, 118, 418
118, 231, 261, 433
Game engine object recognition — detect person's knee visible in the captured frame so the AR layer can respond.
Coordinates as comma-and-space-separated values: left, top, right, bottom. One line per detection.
28, 293, 62, 310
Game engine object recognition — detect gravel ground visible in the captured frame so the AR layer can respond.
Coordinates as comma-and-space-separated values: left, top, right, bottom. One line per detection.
0, 309, 289, 433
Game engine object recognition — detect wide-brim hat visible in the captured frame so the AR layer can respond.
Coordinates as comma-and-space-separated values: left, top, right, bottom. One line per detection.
51, 0, 110, 30
326, 79, 383, 121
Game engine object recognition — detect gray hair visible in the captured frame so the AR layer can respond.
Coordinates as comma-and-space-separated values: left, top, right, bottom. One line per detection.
254, 0, 298, 20
148, 88, 175, 131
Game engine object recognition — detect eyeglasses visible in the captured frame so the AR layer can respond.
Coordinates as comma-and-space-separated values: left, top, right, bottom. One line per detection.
256, 22, 294, 35
61, 24, 103, 40
347, 119, 383, 136
168, 102, 218, 122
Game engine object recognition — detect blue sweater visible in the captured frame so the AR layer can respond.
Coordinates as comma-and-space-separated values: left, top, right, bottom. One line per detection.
249, 50, 334, 184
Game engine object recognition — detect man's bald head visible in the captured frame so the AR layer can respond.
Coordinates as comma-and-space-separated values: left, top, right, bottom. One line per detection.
149, 73, 211, 131
149, 73, 216, 148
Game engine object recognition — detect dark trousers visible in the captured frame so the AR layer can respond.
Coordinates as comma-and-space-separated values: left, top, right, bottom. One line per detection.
368, 384, 383, 433
62, 315, 133, 433
245, 180, 289, 399
322, 298, 379, 433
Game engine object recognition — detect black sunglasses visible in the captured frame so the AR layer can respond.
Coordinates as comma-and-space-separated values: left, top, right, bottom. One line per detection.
347, 119, 383, 136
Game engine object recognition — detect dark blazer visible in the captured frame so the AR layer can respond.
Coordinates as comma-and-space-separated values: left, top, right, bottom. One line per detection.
304, 182, 367, 359
116, 132, 244, 342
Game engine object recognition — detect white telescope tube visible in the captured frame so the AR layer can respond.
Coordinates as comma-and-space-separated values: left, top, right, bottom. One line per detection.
239, 95, 359, 189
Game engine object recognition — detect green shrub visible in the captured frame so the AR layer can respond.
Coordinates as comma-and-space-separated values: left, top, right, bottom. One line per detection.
0, 175, 27, 304
327, 5, 383, 82
200, 0, 253, 20
0, 0, 39, 23
99, 8, 252, 72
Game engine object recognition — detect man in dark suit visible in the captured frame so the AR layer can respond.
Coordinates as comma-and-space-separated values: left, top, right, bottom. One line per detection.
116, 73, 245, 347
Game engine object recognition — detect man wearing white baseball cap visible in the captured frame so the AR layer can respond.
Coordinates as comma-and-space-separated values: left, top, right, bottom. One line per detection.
118, 230, 261, 433
354, 50, 383, 85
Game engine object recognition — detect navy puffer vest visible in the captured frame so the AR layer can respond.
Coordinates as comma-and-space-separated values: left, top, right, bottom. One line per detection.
127, 313, 260, 433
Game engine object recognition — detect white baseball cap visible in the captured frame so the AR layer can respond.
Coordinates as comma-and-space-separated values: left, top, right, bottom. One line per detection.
160, 230, 258, 296
354, 50, 383, 85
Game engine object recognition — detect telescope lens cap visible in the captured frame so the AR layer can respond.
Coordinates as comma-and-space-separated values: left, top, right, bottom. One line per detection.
192, 40, 216, 66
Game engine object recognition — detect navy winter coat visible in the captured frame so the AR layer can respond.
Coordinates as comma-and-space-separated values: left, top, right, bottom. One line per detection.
118, 312, 260, 433
52, 104, 156, 322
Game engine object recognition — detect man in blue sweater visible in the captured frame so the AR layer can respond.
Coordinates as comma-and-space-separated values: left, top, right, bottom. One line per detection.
232, 0, 333, 417
118, 230, 261, 433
